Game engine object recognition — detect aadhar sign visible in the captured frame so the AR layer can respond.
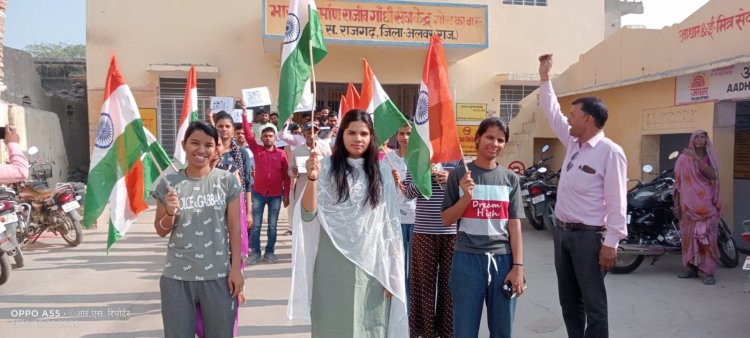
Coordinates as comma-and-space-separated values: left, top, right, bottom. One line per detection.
676, 62, 750, 105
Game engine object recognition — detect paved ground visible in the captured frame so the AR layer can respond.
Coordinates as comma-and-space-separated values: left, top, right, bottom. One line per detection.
1, 207, 749, 338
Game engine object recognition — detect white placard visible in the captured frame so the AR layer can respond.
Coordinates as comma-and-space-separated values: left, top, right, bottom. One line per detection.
230, 109, 246, 123
209, 96, 235, 113
675, 62, 750, 105
241, 87, 272, 108
296, 156, 309, 174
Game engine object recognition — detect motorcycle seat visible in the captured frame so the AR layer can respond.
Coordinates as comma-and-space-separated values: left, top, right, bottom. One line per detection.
34, 187, 54, 195
18, 188, 54, 201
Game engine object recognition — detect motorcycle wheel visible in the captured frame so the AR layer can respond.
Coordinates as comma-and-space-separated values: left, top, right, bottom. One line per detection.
0, 253, 10, 285
525, 205, 545, 230
718, 218, 739, 268
612, 254, 644, 274
61, 214, 83, 247
542, 198, 558, 232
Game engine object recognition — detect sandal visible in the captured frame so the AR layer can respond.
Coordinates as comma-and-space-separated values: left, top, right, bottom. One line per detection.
678, 269, 699, 279
703, 275, 716, 285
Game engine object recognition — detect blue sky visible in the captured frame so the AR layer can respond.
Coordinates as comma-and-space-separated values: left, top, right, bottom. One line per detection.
5, 0, 86, 49
3, 0, 709, 50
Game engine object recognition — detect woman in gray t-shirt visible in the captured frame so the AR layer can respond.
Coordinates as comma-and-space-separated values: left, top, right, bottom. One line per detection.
153, 121, 243, 338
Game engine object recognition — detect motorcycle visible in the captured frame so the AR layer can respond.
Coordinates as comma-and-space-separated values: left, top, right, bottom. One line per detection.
520, 145, 553, 230
527, 167, 560, 232
13, 147, 84, 247
0, 188, 24, 285
613, 154, 739, 274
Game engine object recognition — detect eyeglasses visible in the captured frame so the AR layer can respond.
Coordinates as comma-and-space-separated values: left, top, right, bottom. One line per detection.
566, 151, 579, 172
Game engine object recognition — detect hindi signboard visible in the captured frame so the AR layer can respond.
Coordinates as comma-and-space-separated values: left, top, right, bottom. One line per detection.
141, 108, 158, 137
264, 0, 487, 47
456, 124, 478, 156
675, 62, 750, 105
456, 103, 486, 122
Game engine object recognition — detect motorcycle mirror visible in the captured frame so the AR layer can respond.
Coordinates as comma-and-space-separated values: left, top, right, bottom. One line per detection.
28, 146, 39, 156
538, 167, 548, 173
668, 151, 679, 160
642, 164, 654, 173
541, 145, 550, 153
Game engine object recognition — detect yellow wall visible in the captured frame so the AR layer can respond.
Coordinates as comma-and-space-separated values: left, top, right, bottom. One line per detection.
86, 0, 608, 149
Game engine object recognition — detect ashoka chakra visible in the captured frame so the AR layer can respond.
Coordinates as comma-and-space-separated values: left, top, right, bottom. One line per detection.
95, 113, 115, 149
284, 14, 301, 44
414, 90, 429, 125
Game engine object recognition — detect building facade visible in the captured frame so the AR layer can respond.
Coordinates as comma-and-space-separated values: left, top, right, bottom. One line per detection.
86, 0, 638, 156
508, 0, 750, 243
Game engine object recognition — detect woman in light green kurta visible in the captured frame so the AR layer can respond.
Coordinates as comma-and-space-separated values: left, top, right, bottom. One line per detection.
289, 110, 408, 337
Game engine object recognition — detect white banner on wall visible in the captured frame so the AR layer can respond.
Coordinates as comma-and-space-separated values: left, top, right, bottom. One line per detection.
675, 62, 750, 105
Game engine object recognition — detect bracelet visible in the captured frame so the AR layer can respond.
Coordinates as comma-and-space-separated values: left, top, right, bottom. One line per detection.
513, 263, 523, 266
158, 215, 174, 230
308, 177, 318, 181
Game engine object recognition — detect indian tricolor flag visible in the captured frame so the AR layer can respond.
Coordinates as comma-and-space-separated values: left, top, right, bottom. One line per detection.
405, 35, 463, 198
174, 65, 198, 167
358, 59, 409, 144
84, 55, 172, 251
277, 0, 327, 130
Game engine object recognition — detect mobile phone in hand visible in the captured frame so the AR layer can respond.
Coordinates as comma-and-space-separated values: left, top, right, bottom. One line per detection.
0, 127, 6, 139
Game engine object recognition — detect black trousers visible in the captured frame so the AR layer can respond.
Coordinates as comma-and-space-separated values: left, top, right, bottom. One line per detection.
553, 227, 608, 338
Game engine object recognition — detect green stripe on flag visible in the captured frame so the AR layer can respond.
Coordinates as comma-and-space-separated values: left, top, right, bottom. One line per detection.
373, 99, 408, 145
84, 119, 149, 229
277, 5, 327, 129
143, 141, 171, 200
107, 220, 123, 252
405, 121, 434, 199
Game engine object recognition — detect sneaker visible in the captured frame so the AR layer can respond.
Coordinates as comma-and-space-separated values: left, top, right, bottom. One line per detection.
264, 253, 279, 263
247, 254, 261, 265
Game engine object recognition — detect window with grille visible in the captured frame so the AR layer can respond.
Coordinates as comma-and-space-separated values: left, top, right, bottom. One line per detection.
158, 78, 216, 156
502, 0, 547, 6
499, 85, 538, 123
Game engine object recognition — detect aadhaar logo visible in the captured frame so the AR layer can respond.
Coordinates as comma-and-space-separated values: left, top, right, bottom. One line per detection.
689, 73, 709, 101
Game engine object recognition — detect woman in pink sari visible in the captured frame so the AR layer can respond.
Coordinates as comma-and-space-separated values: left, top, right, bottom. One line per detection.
673, 130, 721, 285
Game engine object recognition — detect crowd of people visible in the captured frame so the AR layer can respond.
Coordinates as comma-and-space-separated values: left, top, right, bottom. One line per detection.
150, 54, 726, 338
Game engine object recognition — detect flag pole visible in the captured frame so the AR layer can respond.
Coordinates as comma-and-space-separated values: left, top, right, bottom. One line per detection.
149, 152, 179, 190
459, 144, 469, 171
308, 27, 318, 147
383, 149, 397, 171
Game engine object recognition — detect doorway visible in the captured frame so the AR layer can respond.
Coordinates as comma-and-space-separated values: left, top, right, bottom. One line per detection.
316, 82, 419, 118
733, 100, 750, 250
659, 133, 690, 171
